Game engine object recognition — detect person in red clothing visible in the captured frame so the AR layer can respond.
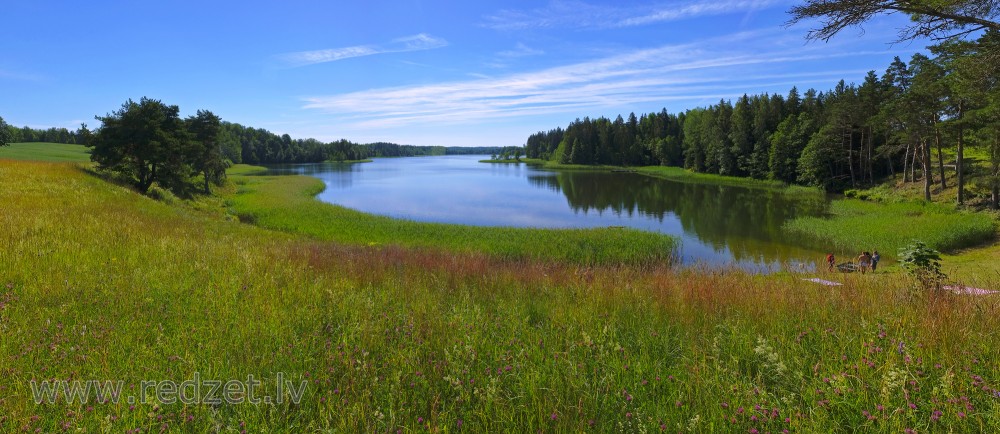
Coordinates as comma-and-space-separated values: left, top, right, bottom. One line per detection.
826, 253, 836, 271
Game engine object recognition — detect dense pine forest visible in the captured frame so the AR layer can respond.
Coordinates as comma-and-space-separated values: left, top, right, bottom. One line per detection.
525, 32, 1000, 207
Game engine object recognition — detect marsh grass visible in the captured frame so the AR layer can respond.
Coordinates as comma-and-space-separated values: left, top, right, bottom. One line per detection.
2, 160, 1000, 433
784, 199, 997, 258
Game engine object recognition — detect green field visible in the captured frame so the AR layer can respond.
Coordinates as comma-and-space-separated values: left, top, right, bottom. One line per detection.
3, 153, 1000, 432
0, 142, 91, 162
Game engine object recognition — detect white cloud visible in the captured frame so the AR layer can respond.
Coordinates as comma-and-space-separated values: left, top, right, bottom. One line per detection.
277, 33, 448, 68
482, 0, 788, 30
301, 30, 895, 129
497, 43, 545, 58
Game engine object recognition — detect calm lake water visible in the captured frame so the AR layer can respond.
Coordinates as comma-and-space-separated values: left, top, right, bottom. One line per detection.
265, 155, 830, 272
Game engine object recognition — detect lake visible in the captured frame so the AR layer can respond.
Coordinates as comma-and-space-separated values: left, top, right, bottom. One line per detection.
265, 155, 830, 271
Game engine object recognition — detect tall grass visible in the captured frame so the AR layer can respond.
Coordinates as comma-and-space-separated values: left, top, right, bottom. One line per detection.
223, 166, 678, 265
784, 199, 996, 258
2, 160, 999, 432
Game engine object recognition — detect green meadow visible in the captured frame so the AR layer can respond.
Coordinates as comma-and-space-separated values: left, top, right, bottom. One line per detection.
0, 142, 91, 162
784, 200, 997, 259
2, 149, 1000, 432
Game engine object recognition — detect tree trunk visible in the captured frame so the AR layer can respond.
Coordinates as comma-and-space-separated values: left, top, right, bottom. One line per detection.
957, 102, 965, 205
935, 125, 946, 190
137, 163, 155, 194
902, 142, 910, 183
204, 170, 211, 195
922, 138, 932, 201
845, 125, 856, 187
867, 127, 874, 183
993, 137, 1000, 210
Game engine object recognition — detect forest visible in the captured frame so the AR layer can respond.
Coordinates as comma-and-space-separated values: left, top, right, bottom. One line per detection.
525, 31, 1000, 208
2, 118, 503, 165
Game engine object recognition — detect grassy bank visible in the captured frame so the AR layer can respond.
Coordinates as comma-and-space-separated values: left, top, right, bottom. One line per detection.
2, 159, 999, 432
491, 158, 822, 195
784, 199, 997, 258
224, 165, 677, 265
327, 158, 373, 163
478, 158, 528, 163
0, 142, 91, 162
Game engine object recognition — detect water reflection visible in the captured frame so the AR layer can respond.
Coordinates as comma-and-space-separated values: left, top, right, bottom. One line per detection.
262, 156, 830, 272
528, 171, 829, 267
265, 162, 361, 189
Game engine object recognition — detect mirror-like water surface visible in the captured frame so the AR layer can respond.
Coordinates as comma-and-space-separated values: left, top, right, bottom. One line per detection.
265, 155, 830, 271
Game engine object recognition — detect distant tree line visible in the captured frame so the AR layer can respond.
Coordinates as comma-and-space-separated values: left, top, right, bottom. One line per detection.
489, 146, 524, 161
525, 31, 1000, 208
3, 114, 508, 165
2, 123, 90, 145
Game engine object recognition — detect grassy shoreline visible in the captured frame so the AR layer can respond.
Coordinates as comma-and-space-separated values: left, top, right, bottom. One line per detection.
224, 164, 677, 265
479, 157, 822, 194
2, 159, 999, 432
784, 199, 997, 259
487, 158, 998, 262
326, 158, 373, 163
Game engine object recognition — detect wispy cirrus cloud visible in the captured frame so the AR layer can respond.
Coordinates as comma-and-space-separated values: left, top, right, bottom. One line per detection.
277, 33, 448, 68
300, 29, 895, 129
482, 0, 787, 30
497, 43, 545, 58
0, 68, 43, 81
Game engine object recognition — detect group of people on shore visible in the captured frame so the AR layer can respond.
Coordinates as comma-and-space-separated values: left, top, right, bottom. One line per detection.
825, 250, 880, 273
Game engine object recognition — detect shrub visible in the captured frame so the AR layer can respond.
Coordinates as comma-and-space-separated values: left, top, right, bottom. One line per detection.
898, 240, 946, 291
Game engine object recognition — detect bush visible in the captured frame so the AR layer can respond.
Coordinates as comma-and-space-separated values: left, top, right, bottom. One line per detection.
146, 183, 178, 205
898, 240, 946, 291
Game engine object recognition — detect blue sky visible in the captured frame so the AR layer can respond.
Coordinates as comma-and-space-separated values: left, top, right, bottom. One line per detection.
1, 1, 929, 147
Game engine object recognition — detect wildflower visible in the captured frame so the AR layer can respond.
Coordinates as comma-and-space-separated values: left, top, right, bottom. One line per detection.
418, 417, 424, 424
550, 412, 558, 421
930, 409, 942, 421
457, 419, 463, 428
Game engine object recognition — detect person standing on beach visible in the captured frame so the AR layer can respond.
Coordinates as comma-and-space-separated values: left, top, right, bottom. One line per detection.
871, 250, 880, 272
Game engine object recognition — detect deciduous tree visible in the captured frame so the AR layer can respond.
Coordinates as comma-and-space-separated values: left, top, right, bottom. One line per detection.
0, 116, 11, 147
